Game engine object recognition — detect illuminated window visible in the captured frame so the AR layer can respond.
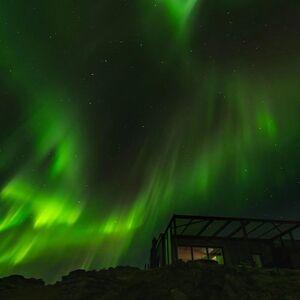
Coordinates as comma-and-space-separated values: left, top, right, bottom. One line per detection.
177, 246, 192, 262
177, 246, 224, 264
192, 247, 207, 260
207, 247, 224, 264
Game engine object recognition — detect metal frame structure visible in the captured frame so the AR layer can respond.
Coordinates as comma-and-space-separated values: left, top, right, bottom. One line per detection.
151, 214, 300, 268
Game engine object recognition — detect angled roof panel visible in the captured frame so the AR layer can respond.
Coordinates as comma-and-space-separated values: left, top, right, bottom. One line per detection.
217, 221, 241, 237
169, 214, 300, 241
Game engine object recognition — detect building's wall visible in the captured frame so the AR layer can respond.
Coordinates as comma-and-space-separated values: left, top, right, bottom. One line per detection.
175, 236, 276, 267
248, 239, 275, 267
290, 240, 300, 268
290, 250, 300, 268
272, 240, 300, 268
151, 232, 300, 269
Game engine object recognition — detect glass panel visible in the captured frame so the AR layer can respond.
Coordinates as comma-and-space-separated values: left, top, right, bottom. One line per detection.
157, 239, 163, 267
263, 228, 279, 239
218, 221, 240, 237
192, 247, 207, 260
184, 221, 206, 235
177, 246, 192, 262
165, 235, 168, 265
248, 223, 273, 238
282, 233, 290, 240
279, 223, 297, 232
210, 221, 227, 236
232, 230, 244, 238
200, 221, 215, 236
167, 228, 172, 264
208, 248, 224, 264
175, 218, 190, 228
245, 221, 261, 232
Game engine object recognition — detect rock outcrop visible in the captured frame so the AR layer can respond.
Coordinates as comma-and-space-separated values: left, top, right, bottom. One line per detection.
1, 263, 300, 299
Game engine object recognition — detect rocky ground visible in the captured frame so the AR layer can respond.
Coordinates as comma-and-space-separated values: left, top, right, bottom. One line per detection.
1, 261, 300, 299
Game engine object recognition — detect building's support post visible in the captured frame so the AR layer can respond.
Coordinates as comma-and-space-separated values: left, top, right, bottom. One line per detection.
288, 231, 297, 268
173, 217, 178, 262
169, 216, 177, 264
241, 220, 253, 266
150, 237, 158, 268
161, 233, 166, 266
289, 231, 295, 247
166, 228, 169, 265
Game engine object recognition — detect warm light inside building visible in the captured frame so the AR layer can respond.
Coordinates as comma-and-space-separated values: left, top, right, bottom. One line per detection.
177, 246, 192, 262
177, 246, 224, 264
192, 247, 207, 260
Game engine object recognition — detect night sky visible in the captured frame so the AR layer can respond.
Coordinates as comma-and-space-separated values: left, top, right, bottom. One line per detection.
0, 0, 299, 282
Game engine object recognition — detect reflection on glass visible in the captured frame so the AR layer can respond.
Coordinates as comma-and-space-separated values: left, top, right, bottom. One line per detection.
177, 246, 192, 262
177, 246, 224, 264
208, 247, 224, 264
193, 247, 207, 260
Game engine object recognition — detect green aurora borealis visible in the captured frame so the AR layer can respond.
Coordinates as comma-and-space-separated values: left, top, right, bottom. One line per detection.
0, 0, 299, 281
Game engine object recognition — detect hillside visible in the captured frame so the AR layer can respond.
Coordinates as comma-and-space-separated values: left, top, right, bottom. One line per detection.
1, 261, 300, 299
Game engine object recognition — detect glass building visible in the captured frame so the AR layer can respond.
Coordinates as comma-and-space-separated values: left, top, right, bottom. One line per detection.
150, 215, 300, 269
